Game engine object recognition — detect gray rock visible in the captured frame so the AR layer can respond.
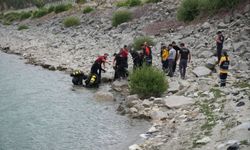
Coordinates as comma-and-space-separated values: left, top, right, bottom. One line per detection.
198, 50, 214, 58
168, 81, 180, 93
192, 66, 212, 77
129, 144, 142, 150
201, 22, 211, 29
150, 110, 169, 120
218, 22, 228, 29
196, 136, 211, 144
94, 91, 114, 101
112, 80, 128, 92
142, 99, 153, 108
164, 96, 194, 108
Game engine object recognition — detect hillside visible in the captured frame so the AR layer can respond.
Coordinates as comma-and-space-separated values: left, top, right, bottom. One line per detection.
0, 0, 250, 149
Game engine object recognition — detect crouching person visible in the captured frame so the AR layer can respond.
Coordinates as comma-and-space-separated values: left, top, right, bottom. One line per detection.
70, 70, 88, 85
219, 51, 230, 87
85, 73, 99, 88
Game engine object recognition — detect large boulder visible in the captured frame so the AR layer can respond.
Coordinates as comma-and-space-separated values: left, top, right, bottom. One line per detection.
192, 66, 212, 77
112, 80, 128, 92
94, 91, 114, 101
168, 81, 180, 93
206, 57, 218, 70
164, 96, 194, 108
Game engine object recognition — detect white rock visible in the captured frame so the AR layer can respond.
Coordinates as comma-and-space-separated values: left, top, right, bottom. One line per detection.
196, 137, 211, 144
202, 22, 211, 29
112, 80, 128, 92
164, 96, 194, 108
94, 91, 114, 101
168, 81, 180, 93
129, 144, 142, 150
192, 66, 212, 77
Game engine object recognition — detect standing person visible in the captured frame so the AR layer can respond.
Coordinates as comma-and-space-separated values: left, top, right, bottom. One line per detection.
215, 31, 225, 63
161, 45, 169, 73
219, 51, 230, 87
172, 41, 181, 73
168, 44, 176, 77
143, 42, 152, 66
90, 53, 110, 83
178, 43, 191, 79
120, 45, 129, 68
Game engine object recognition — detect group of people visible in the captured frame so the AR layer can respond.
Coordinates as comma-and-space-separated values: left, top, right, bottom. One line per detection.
71, 31, 230, 88
160, 42, 191, 79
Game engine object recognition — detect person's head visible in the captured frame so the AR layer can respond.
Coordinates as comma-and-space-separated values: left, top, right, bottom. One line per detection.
124, 45, 127, 48
180, 43, 185, 48
223, 51, 228, 57
144, 42, 148, 46
217, 31, 222, 35
162, 45, 167, 49
172, 41, 176, 46
104, 53, 109, 59
168, 44, 173, 49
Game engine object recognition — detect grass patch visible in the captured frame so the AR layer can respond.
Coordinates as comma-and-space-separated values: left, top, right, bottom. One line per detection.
20, 11, 32, 20
112, 10, 132, 27
240, 140, 249, 145
83, 6, 94, 14
210, 88, 223, 99
63, 16, 80, 27
233, 82, 250, 88
145, 0, 161, 3
133, 36, 155, 51
18, 25, 29, 30
129, 65, 168, 98
116, 0, 141, 7
54, 4, 72, 14
3, 12, 21, 23
32, 0, 46, 8
32, 8, 48, 18
48, 5, 55, 13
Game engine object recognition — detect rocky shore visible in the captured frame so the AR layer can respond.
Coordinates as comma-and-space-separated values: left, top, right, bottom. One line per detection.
1, 0, 250, 149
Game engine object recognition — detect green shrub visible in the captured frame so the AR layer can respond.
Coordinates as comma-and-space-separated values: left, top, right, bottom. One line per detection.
177, 0, 240, 22
83, 6, 94, 14
128, 0, 141, 7
116, 0, 129, 7
54, 4, 72, 14
32, 8, 48, 18
76, 0, 86, 4
20, 11, 32, 20
32, 0, 45, 8
177, 0, 200, 22
145, 0, 161, 3
133, 36, 155, 51
116, 0, 141, 7
129, 66, 168, 98
4, 12, 21, 22
63, 16, 80, 27
112, 10, 132, 27
18, 25, 29, 30
48, 5, 55, 13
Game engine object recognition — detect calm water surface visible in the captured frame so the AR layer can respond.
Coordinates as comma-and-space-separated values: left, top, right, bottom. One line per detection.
0, 52, 148, 150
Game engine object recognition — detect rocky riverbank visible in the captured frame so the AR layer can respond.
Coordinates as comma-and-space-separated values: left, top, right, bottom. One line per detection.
1, 0, 250, 149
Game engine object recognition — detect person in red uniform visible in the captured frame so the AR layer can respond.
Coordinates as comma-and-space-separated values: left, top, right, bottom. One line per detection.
90, 53, 110, 83
120, 45, 129, 68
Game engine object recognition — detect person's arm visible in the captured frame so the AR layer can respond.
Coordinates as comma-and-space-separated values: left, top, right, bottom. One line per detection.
215, 36, 221, 43
188, 51, 191, 63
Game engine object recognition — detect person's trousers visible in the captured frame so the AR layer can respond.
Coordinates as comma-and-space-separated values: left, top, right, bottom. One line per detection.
220, 73, 228, 87
179, 59, 188, 79
168, 59, 174, 77
162, 60, 168, 72
217, 45, 223, 62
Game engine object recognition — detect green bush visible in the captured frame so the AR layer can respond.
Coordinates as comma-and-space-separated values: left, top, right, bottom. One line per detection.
20, 11, 32, 20
145, 0, 161, 3
83, 6, 94, 14
177, 0, 240, 22
32, 8, 48, 18
133, 36, 155, 51
116, 0, 129, 7
128, 0, 141, 7
112, 10, 132, 27
54, 4, 72, 14
32, 0, 45, 8
18, 25, 29, 30
116, 0, 141, 7
177, 0, 200, 22
129, 66, 168, 98
3, 12, 21, 22
76, 0, 86, 4
48, 5, 55, 13
63, 16, 80, 27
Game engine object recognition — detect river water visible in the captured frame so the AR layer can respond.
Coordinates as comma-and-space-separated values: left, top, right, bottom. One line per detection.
0, 52, 148, 150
